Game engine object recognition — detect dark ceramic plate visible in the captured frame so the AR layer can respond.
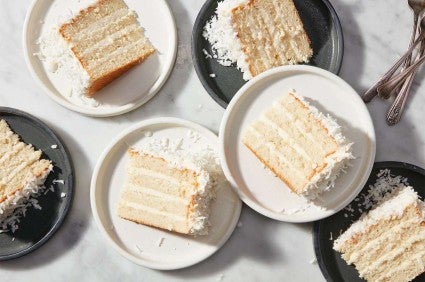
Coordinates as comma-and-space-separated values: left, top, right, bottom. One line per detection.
192, 0, 344, 108
0, 108, 74, 260
314, 162, 425, 282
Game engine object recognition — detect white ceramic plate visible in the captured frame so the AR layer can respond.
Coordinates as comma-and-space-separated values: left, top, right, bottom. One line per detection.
219, 65, 376, 223
23, 0, 177, 117
90, 117, 242, 270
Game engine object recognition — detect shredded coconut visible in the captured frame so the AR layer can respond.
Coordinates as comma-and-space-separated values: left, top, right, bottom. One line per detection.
50, 144, 58, 149
156, 237, 165, 247
203, 0, 252, 80
0, 166, 53, 233
60, 192, 67, 198
37, 28, 100, 107
334, 170, 421, 250
53, 179, 65, 184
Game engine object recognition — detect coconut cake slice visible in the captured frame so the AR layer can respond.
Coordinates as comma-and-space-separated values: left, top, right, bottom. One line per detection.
242, 92, 352, 199
43, 0, 156, 97
334, 186, 425, 282
117, 141, 220, 235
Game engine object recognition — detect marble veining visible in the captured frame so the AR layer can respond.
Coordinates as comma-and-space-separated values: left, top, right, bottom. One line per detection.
0, 0, 424, 281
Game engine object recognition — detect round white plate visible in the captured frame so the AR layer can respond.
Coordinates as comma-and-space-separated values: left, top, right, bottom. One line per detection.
219, 65, 376, 222
90, 117, 242, 270
23, 0, 177, 117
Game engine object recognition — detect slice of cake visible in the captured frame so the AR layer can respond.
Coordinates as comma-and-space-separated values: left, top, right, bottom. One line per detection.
0, 120, 53, 231
334, 186, 425, 282
39, 0, 155, 97
203, 0, 313, 80
117, 141, 220, 235
242, 92, 352, 199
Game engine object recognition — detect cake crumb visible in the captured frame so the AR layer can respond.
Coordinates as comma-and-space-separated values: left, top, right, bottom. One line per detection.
60, 192, 67, 198
237, 221, 243, 228
209, 73, 216, 78
11, 237, 15, 242
144, 131, 153, 137
156, 237, 165, 247
50, 144, 58, 149
309, 258, 317, 264
53, 179, 64, 184
202, 48, 212, 59
329, 232, 333, 240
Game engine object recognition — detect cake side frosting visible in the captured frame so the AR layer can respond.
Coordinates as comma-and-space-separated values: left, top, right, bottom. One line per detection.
203, 0, 252, 80
291, 92, 354, 200
333, 186, 423, 250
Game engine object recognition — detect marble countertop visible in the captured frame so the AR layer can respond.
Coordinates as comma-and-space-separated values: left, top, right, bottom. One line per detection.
1, 0, 424, 281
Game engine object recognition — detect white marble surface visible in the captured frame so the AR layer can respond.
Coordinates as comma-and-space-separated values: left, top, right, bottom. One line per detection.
0, 0, 424, 281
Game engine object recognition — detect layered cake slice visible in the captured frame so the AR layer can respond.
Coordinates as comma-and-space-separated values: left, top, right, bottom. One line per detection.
0, 120, 53, 231
40, 0, 155, 97
204, 0, 313, 80
334, 186, 425, 282
242, 92, 352, 199
117, 141, 220, 235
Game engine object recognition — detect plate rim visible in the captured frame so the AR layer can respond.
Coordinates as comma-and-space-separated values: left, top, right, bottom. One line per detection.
0, 107, 74, 261
218, 65, 376, 223
90, 117, 242, 270
22, 0, 178, 117
191, 0, 345, 109
313, 161, 425, 282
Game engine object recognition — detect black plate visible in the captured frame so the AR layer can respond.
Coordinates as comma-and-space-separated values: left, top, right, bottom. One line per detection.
0, 107, 74, 260
314, 161, 425, 282
192, 0, 344, 108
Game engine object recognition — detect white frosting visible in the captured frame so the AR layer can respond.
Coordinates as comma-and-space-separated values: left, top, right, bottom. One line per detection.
291, 93, 354, 200
132, 137, 222, 235
0, 165, 53, 232
203, 0, 252, 80
334, 186, 423, 250
37, 28, 99, 107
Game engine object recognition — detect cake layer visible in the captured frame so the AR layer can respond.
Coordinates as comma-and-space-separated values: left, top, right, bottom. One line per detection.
117, 203, 189, 234
127, 167, 191, 198
128, 149, 200, 186
119, 188, 189, 217
242, 92, 351, 196
231, 0, 313, 77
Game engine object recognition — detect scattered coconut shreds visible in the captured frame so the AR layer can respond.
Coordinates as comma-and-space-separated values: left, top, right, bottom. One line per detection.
156, 237, 165, 247
0, 194, 46, 233
202, 48, 213, 59
50, 144, 58, 149
144, 131, 153, 137
60, 192, 67, 198
209, 73, 216, 78
136, 245, 143, 253
11, 237, 15, 242
329, 232, 333, 241
53, 179, 64, 184
309, 258, 317, 264
342, 169, 410, 219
